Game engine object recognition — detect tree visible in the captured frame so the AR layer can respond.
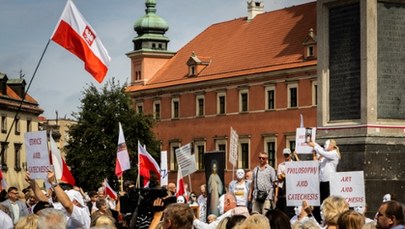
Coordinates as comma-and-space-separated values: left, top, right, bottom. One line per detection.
65, 79, 160, 191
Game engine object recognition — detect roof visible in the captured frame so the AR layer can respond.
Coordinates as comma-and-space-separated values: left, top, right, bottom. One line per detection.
127, 1, 317, 92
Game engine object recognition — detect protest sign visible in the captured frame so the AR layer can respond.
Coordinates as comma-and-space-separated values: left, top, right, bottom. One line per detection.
160, 151, 168, 186
330, 171, 366, 207
295, 127, 316, 154
229, 127, 238, 167
25, 131, 51, 180
286, 160, 320, 206
175, 143, 197, 177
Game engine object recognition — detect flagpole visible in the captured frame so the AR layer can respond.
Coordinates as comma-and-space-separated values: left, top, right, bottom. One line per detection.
0, 39, 51, 166
119, 176, 124, 193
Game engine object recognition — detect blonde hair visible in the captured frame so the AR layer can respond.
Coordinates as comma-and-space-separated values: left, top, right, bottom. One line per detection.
292, 218, 320, 229
329, 139, 341, 159
237, 214, 269, 229
337, 210, 365, 229
321, 196, 349, 226
15, 214, 39, 229
216, 216, 229, 229
94, 215, 117, 228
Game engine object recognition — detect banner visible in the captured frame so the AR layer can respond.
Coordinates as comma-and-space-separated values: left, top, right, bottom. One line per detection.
204, 151, 225, 216
295, 127, 317, 154
229, 127, 238, 167
330, 171, 366, 207
25, 131, 51, 180
160, 151, 168, 186
286, 160, 320, 206
175, 143, 197, 177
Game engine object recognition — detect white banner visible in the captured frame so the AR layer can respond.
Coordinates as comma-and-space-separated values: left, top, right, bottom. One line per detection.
175, 143, 197, 177
160, 151, 168, 186
330, 171, 366, 207
25, 131, 51, 180
229, 127, 238, 167
286, 160, 320, 206
295, 127, 317, 154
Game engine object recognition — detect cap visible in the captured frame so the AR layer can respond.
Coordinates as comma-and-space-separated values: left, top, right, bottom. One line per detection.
283, 148, 291, 155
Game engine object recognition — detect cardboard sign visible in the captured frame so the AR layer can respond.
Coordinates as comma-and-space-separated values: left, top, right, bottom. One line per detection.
25, 131, 51, 180
229, 127, 238, 167
160, 151, 168, 186
286, 160, 320, 206
175, 143, 197, 177
295, 127, 317, 154
330, 171, 366, 207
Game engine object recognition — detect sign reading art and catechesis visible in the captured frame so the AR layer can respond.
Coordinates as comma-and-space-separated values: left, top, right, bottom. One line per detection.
286, 160, 320, 206
330, 171, 366, 207
25, 131, 51, 180
175, 143, 197, 177
295, 127, 317, 154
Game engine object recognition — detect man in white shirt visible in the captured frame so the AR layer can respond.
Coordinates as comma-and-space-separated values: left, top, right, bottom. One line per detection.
1, 187, 29, 224
0, 209, 13, 229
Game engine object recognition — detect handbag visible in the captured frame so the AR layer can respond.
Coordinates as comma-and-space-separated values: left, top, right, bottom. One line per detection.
254, 167, 268, 202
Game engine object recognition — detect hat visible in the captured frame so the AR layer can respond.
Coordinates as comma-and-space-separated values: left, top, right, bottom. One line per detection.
65, 189, 85, 207
283, 148, 291, 155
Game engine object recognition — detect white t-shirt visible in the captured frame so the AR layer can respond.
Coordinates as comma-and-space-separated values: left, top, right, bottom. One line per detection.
0, 210, 13, 229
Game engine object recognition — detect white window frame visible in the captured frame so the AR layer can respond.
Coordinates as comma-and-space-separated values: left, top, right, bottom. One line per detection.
312, 81, 318, 106
194, 141, 206, 170
217, 92, 226, 115
287, 83, 298, 108
239, 89, 249, 112
169, 142, 181, 171
265, 85, 276, 110
238, 138, 250, 169
153, 100, 161, 120
171, 97, 180, 119
196, 94, 205, 117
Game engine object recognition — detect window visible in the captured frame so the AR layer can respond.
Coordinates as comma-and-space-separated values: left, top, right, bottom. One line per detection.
1, 142, 8, 171
1, 115, 6, 133
196, 95, 205, 117
307, 45, 314, 57
217, 92, 226, 115
26, 120, 32, 132
239, 89, 249, 112
169, 142, 180, 171
194, 142, 205, 170
215, 139, 227, 168
136, 102, 143, 114
288, 84, 298, 108
312, 81, 318, 106
238, 140, 250, 169
153, 100, 161, 120
265, 86, 275, 110
15, 118, 20, 135
14, 143, 21, 171
172, 98, 180, 119
190, 66, 196, 76
264, 137, 276, 168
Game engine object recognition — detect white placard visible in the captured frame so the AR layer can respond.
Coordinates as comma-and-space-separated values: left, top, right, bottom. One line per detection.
330, 171, 366, 207
286, 160, 320, 206
229, 127, 238, 167
295, 127, 317, 154
160, 151, 168, 186
25, 131, 51, 180
175, 143, 197, 177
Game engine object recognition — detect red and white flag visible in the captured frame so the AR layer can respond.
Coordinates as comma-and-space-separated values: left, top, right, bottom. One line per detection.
115, 122, 131, 178
103, 178, 117, 200
0, 169, 7, 191
176, 164, 185, 198
51, 0, 111, 83
50, 131, 76, 186
138, 141, 160, 187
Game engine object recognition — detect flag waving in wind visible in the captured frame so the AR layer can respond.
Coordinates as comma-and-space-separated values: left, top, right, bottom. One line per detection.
138, 141, 160, 187
103, 178, 118, 200
115, 122, 131, 178
49, 131, 76, 186
51, 0, 111, 83
176, 164, 185, 198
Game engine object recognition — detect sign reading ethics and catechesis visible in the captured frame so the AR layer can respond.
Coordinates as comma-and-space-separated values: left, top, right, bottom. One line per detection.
330, 171, 366, 207
25, 131, 51, 180
286, 160, 320, 206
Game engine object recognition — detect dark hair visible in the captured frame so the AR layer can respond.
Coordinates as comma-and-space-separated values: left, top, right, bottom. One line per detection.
383, 201, 404, 225
265, 209, 292, 229
226, 214, 247, 229
337, 209, 365, 229
163, 203, 194, 229
7, 186, 18, 193
88, 191, 98, 198
96, 199, 107, 209
33, 201, 54, 214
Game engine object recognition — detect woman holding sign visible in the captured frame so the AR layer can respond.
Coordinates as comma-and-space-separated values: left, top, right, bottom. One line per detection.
308, 139, 341, 223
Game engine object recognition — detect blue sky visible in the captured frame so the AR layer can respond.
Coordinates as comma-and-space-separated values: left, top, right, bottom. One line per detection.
0, 0, 313, 119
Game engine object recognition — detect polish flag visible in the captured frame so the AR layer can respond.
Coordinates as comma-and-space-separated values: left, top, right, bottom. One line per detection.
138, 142, 160, 187
0, 169, 7, 191
51, 0, 111, 83
176, 164, 185, 198
104, 178, 117, 200
115, 122, 131, 178
50, 131, 76, 186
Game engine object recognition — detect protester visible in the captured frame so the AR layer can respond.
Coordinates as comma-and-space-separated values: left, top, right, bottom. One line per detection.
161, 203, 194, 229
91, 199, 116, 227
238, 213, 270, 229
226, 214, 247, 228
276, 148, 295, 218
320, 195, 349, 229
25, 190, 37, 214
197, 184, 207, 222
188, 192, 198, 206
93, 215, 117, 228
248, 152, 277, 215
207, 214, 217, 223
15, 214, 39, 229
87, 191, 99, 214
337, 209, 365, 229
290, 200, 318, 227
216, 216, 230, 229
292, 218, 322, 229
228, 169, 250, 207
375, 200, 404, 229
0, 187, 29, 224
266, 209, 293, 229
167, 183, 176, 196
0, 208, 13, 229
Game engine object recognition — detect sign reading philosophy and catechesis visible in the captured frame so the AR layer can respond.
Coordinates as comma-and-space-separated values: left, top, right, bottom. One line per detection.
330, 171, 366, 207
295, 127, 317, 154
175, 143, 197, 177
25, 131, 51, 180
286, 160, 320, 206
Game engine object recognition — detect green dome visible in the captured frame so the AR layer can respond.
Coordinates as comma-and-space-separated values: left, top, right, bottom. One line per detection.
134, 0, 168, 35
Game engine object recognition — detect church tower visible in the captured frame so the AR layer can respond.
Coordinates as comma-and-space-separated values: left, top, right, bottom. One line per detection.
126, 0, 175, 86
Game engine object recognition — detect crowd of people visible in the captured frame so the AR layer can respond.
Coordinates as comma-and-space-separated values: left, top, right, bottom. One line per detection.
0, 138, 402, 229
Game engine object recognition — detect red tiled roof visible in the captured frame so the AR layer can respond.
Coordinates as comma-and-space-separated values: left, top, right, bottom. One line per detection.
0, 86, 43, 113
127, 1, 317, 92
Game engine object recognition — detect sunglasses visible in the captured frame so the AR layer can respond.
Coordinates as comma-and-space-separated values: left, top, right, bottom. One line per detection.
258, 157, 267, 160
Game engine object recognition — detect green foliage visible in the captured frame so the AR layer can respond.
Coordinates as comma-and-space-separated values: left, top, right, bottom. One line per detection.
65, 79, 160, 191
